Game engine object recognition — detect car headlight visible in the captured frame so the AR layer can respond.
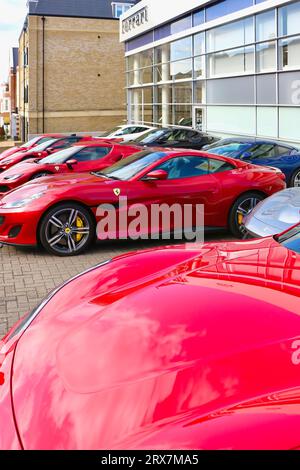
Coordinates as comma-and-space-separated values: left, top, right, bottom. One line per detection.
0, 159, 13, 165
3, 174, 23, 181
2, 191, 45, 209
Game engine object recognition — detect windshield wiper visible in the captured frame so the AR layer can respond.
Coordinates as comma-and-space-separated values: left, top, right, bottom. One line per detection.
106, 175, 121, 180
91, 172, 121, 180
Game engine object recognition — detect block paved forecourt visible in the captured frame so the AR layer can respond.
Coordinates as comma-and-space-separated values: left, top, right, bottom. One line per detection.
0, 233, 233, 337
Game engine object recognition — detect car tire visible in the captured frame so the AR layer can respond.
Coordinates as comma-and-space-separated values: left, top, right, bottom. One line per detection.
30, 172, 52, 180
290, 168, 300, 187
39, 202, 95, 256
229, 192, 265, 239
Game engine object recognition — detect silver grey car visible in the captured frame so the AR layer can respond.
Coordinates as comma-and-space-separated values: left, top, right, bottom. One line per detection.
244, 188, 300, 237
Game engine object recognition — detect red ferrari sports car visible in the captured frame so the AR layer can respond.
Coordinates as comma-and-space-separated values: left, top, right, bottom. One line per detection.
1, 225, 300, 449
0, 149, 285, 255
0, 135, 92, 172
0, 141, 141, 194
0, 133, 64, 161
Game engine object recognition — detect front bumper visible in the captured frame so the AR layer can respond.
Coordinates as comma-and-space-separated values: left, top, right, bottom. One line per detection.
0, 209, 39, 246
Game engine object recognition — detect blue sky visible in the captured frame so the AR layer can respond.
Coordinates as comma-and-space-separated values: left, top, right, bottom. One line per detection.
0, 0, 27, 81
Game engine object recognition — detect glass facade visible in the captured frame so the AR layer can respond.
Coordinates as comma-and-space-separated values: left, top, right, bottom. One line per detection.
126, 0, 300, 143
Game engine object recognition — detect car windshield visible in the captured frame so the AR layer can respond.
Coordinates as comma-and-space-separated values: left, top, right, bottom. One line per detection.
22, 136, 44, 148
205, 142, 251, 157
40, 146, 81, 164
133, 129, 168, 143
276, 225, 300, 254
100, 126, 122, 137
30, 138, 58, 152
95, 150, 166, 181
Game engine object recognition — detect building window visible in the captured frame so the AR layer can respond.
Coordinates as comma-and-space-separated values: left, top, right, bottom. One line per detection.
170, 59, 193, 81
256, 41, 276, 72
257, 107, 277, 138
256, 10, 276, 42
194, 55, 205, 79
279, 36, 300, 70
24, 47, 28, 67
278, 1, 300, 37
206, 0, 253, 23
207, 46, 255, 78
170, 37, 192, 62
194, 33, 205, 56
170, 15, 191, 35
112, 2, 134, 18
279, 107, 300, 141
24, 85, 29, 104
207, 17, 254, 53
206, 106, 256, 135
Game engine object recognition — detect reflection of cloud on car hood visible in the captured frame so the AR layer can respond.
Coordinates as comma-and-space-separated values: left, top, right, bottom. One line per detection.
244, 188, 300, 236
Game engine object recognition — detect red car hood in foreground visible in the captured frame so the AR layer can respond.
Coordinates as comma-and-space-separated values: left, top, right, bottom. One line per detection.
9, 237, 300, 449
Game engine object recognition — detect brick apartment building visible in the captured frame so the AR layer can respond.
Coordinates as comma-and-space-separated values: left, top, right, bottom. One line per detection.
18, 0, 137, 140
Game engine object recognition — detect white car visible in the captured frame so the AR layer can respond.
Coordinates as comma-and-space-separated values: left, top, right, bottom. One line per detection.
99, 125, 156, 142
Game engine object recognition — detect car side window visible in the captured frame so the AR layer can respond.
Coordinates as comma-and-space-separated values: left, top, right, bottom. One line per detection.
154, 156, 209, 180
165, 130, 187, 142
51, 139, 71, 149
186, 131, 201, 140
116, 127, 136, 136
277, 146, 293, 156
248, 144, 277, 159
209, 158, 235, 174
74, 147, 111, 162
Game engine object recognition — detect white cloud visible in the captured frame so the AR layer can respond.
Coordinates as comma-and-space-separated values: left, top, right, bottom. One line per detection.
0, 0, 28, 81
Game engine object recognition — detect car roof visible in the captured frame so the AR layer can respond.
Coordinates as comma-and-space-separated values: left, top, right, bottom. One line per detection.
153, 127, 212, 136
214, 137, 297, 149
140, 148, 241, 166
72, 140, 114, 148
41, 133, 64, 138
119, 124, 152, 129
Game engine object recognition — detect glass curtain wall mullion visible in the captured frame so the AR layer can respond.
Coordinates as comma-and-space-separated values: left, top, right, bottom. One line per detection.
254, 6, 257, 136
275, 6, 279, 139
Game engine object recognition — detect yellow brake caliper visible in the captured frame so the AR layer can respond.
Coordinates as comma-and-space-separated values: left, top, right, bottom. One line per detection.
75, 216, 84, 242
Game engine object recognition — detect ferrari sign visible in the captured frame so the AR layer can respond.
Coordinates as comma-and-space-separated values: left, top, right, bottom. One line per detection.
122, 6, 148, 34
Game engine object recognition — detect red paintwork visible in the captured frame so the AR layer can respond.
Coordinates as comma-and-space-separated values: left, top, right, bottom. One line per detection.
0, 134, 64, 162
0, 136, 93, 171
0, 141, 141, 194
1, 235, 300, 449
0, 151, 285, 247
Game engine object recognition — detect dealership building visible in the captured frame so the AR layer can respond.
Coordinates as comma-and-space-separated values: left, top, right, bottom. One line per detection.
120, 0, 300, 145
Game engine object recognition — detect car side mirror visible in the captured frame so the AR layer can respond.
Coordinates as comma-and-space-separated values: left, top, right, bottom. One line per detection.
47, 147, 56, 154
114, 154, 123, 162
66, 159, 78, 169
142, 169, 168, 181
